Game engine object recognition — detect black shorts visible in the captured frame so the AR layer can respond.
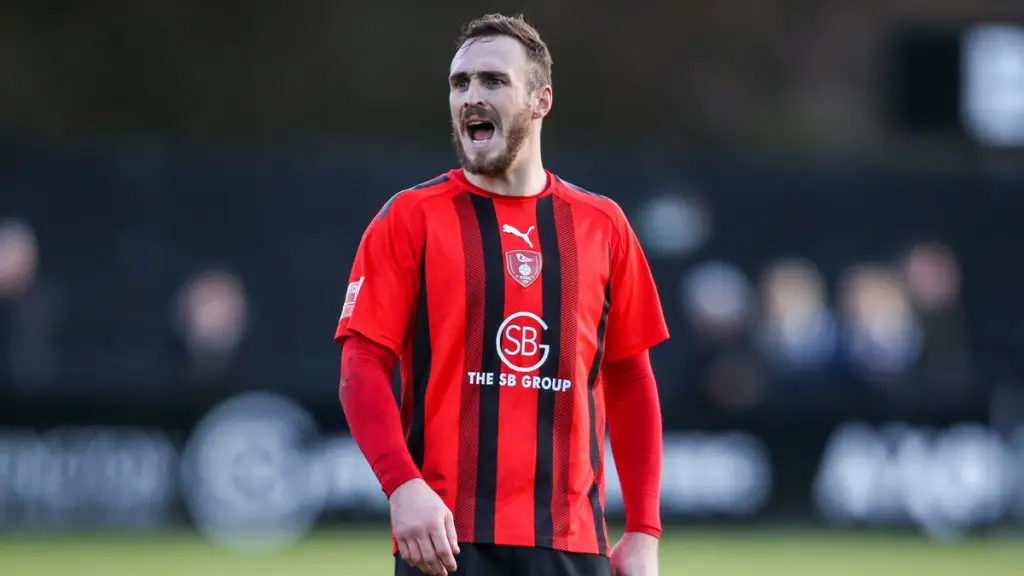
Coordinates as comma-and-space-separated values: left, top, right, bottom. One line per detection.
395, 543, 610, 576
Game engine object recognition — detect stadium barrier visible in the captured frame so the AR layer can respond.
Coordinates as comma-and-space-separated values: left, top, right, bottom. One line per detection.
0, 391, 1020, 551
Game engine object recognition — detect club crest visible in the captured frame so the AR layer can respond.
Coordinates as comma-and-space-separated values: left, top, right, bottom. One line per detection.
505, 250, 543, 288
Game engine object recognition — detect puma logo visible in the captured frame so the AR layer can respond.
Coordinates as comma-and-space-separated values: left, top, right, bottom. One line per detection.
502, 224, 535, 248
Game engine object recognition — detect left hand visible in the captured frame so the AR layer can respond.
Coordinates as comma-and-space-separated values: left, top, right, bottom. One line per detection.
610, 531, 659, 576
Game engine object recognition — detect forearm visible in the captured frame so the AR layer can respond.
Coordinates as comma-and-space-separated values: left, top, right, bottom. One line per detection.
340, 334, 421, 497
604, 350, 663, 538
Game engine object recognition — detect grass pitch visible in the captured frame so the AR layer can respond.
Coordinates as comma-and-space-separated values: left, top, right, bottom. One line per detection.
2, 527, 1022, 576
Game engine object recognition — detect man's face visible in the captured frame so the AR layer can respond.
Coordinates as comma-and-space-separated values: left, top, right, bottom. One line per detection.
449, 36, 538, 176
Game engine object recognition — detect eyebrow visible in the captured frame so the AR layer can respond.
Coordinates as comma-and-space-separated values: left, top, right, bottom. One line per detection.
449, 70, 512, 84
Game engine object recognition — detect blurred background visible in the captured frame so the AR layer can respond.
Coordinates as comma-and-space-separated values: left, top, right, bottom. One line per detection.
2, 1, 1024, 574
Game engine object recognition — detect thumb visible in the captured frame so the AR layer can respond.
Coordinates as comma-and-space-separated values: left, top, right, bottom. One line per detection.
444, 511, 460, 555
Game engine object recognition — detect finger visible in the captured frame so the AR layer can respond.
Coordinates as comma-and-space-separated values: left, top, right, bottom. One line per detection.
444, 512, 460, 555
431, 528, 458, 573
405, 538, 424, 567
397, 539, 412, 565
416, 535, 446, 575
413, 545, 440, 575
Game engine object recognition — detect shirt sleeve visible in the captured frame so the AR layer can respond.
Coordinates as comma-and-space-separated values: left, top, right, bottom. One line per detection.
604, 350, 663, 537
335, 192, 424, 356
602, 203, 670, 362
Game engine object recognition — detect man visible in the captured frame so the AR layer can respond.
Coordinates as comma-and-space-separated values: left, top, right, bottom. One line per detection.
336, 13, 668, 576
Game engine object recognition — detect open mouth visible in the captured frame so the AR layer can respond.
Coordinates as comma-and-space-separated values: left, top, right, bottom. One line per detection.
466, 120, 496, 143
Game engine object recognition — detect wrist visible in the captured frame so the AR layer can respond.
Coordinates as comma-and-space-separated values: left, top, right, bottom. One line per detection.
381, 467, 423, 499
624, 527, 661, 541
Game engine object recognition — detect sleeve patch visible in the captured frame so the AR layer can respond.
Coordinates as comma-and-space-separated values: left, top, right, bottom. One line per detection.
340, 276, 365, 320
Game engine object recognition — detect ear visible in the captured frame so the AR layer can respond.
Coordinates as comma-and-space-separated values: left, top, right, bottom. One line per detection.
532, 85, 553, 120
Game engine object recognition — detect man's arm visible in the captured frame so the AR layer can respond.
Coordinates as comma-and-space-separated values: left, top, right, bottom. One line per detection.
339, 333, 421, 497
594, 187, 667, 575
335, 191, 423, 496
604, 350, 663, 538
341, 333, 460, 575
334, 190, 459, 575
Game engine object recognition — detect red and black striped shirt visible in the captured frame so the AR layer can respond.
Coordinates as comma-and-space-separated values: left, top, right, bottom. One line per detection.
335, 168, 669, 555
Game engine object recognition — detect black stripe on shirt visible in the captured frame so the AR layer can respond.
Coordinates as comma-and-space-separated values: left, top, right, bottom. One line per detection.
470, 194, 504, 543
407, 245, 431, 468
586, 281, 611, 555
533, 195, 562, 547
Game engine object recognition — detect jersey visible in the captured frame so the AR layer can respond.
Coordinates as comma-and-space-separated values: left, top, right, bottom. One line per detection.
335, 168, 669, 556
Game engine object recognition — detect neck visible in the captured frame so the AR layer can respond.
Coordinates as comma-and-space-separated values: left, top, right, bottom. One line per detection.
464, 141, 546, 197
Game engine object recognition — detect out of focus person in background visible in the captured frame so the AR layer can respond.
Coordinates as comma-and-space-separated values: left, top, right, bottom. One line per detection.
899, 241, 972, 409
754, 258, 845, 414
838, 263, 923, 408
170, 267, 250, 389
757, 258, 838, 373
680, 261, 766, 415
336, 13, 667, 576
0, 217, 61, 391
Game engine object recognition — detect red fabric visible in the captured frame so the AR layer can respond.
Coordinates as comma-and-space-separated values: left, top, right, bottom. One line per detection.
604, 350, 663, 538
339, 333, 421, 498
332, 171, 670, 555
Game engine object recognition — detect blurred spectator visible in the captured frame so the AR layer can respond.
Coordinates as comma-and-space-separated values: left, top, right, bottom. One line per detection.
0, 218, 37, 301
635, 188, 712, 259
838, 263, 923, 392
899, 242, 972, 405
171, 268, 250, 387
700, 351, 767, 415
755, 257, 838, 371
680, 261, 766, 414
0, 217, 61, 390
680, 261, 755, 342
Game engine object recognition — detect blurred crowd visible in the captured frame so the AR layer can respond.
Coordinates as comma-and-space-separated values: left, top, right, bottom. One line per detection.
0, 179, 977, 426
635, 188, 975, 426
0, 216, 251, 394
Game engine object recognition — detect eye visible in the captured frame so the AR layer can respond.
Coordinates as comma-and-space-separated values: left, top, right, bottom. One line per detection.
484, 78, 504, 88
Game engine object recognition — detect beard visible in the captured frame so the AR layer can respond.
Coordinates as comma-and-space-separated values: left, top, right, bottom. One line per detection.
451, 105, 531, 177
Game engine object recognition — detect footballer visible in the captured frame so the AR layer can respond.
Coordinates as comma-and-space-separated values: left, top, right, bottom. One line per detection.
336, 13, 668, 576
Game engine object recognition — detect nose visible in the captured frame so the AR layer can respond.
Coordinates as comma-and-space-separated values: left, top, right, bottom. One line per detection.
463, 79, 486, 109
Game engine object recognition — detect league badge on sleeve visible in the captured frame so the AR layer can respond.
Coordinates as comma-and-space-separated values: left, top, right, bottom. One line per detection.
340, 276, 364, 320
505, 250, 542, 288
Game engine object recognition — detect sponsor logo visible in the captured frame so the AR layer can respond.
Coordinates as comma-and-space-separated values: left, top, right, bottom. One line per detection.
501, 224, 535, 248
496, 311, 550, 372
605, 433, 772, 517
465, 371, 573, 391
813, 423, 1017, 538
180, 393, 327, 553
0, 428, 176, 529
463, 311, 573, 391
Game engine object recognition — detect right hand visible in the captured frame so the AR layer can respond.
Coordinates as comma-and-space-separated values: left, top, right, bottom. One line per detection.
390, 478, 460, 575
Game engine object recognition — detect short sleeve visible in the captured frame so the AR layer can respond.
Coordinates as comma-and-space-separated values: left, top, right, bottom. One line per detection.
335, 193, 423, 356
602, 205, 670, 362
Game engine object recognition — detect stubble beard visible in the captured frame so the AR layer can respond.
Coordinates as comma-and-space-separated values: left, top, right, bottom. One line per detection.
452, 106, 532, 178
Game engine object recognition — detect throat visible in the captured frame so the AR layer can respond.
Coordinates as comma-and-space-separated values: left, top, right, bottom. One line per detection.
463, 164, 548, 198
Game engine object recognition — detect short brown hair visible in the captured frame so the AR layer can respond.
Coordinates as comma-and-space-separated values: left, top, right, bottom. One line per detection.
457, 13, 552, 90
